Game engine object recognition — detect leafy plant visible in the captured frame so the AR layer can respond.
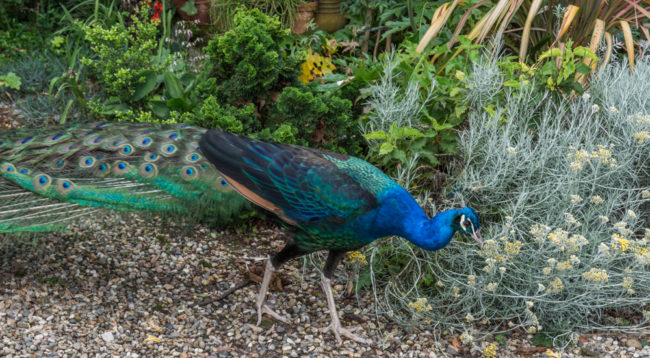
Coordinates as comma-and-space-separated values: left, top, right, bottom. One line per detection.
0, 72, 22, 90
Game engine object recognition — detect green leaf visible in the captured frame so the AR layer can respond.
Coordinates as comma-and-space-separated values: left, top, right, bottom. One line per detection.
363, 131, 387, 140
150, 100, 170, 118
0, 72, 22, 90
179, 0, 198, 16
576, 63, 592, 74
166, 97, 189, 110
531, 332, 553, 347
132, 70, 158, 101
163, 71, 184, 99
378, 142, 395, 155
397, 126, 424, 138
504, 80, 521, 87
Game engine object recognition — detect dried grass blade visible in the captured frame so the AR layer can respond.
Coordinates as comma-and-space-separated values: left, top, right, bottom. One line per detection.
577, 18, 604, 85
556, 5, 579, 42
416, 0, 461, 54
620, 20, 635, 71
520, 0, 544, 63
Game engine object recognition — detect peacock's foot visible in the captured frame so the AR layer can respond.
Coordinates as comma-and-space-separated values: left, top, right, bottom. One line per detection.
321, 321, 370, 344
256, 303, 291, 325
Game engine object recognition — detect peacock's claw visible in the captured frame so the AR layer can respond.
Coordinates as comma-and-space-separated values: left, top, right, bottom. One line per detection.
256, 303, 291, 325
321, 322, 370, 344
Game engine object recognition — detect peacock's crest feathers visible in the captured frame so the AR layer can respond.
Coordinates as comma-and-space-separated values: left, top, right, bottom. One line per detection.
1, 122, 247, 233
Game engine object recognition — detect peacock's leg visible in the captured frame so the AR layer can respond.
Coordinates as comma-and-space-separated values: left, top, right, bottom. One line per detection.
320, 250, 371, 344
255, 259, 290, 325
255, 241, 305, 325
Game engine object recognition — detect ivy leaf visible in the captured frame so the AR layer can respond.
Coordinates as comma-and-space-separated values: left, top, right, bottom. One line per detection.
179, 0, 198, 16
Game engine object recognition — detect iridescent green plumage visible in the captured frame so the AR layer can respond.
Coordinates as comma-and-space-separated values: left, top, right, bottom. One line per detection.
0, 122, 248, 233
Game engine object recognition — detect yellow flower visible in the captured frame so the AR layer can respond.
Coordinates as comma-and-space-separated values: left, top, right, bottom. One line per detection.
599, 215, 609, 223
408, 297, 432, 312
642, 190, 650, 199
506, 146, 517, 155
465, 313, 474, 323
460, 331, 474, 345
298, 47, 335, 84
622, 277, 633, 289
590, 195, 604, 205
485, 282, 499, 292
505, 241, 523, 255
609, 106, 619, 113
467, 275, 476, 287
542, 267, 553, 275
564, 213, 581, 227
556, 260, 573, 271
453, 286, 460, 298
483, 343, 497, 358
547, 277, 564, 293
347, 250, 367, 265
633, 131, 649, 145
611, 234, 630, 252
626, 210, 637, 219
570, 195, 583, 204
582, 268, 609, 283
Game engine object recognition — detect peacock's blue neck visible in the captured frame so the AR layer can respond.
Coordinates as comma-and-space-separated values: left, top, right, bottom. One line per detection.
401, 209, 458, 251
372, 187, 460, 251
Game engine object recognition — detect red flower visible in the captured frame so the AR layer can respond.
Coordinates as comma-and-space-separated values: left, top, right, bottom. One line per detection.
150, 0, 162, 23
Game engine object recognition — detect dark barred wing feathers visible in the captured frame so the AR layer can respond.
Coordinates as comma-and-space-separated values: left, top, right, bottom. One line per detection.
199, 130, 379, 236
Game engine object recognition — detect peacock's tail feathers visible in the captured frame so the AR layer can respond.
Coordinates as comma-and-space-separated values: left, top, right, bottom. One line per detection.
1, 122, 248, 233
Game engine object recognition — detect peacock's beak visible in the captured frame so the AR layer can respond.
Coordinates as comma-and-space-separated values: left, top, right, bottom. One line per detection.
471, 230, 483, 247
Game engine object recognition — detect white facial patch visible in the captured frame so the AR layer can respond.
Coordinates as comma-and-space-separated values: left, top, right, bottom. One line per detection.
460, 214, 467, 231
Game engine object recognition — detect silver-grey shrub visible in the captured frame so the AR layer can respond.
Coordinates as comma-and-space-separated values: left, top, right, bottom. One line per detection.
364, 55, 650, 343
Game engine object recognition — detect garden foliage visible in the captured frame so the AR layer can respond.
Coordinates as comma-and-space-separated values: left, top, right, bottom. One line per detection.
359, 53, 650, 341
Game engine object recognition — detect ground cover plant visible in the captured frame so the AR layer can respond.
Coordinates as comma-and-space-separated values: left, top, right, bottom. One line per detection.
357, 48, 650, 343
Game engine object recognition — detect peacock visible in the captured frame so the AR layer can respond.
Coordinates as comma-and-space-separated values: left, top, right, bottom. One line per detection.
1, 122, 482, 344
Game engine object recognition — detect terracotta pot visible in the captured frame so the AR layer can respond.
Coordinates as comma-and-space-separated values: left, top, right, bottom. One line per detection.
173, 0, 211, 25
315, 0, 347, 33
292, 1, 318, 34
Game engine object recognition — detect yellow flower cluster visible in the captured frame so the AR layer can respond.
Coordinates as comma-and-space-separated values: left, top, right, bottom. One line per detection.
642, 190, 650, 199
567, 145, 617, 171
611, 233, 630, 252
347, 250, 368, 265
613, 221, 634, 236
622, 277, 633, 289
460, 331, 474, 345
627, 112, 650, 126
530, 224, 552, 242
465, 313, 474, 323
556, 260, 573, 271
485, 282, 499, 292
547, 277, 564, 294
408, 297, 432, 312
564, 212, 581, 227
504, 240, 523, 255
547, 228, 588, 252
483, 343, 497, 358
524, 308, 541, 333
570, 195, 583, 204
582, 268, 609, 283
480, 239, 507, 264
633, 131, 649, 144
590, 195, 604, 205
467, 275, 476, 287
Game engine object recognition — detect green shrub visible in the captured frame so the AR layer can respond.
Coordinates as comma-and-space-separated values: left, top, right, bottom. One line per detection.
200, 8, 299, 104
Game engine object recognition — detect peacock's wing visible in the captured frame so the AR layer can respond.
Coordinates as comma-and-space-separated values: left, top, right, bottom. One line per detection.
199, 129, 385, 232
0, 122, 247, 233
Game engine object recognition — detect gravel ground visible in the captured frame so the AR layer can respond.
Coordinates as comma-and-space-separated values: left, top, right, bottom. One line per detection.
1, 212, 648, 357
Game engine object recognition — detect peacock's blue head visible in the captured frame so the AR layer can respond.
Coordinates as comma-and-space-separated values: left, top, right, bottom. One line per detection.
451, 207, 482, 246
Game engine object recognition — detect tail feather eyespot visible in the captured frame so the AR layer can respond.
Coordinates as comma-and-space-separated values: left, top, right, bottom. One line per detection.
139, 163, 158, 178
56, 179, 75, 194
33, 174, 52, 190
